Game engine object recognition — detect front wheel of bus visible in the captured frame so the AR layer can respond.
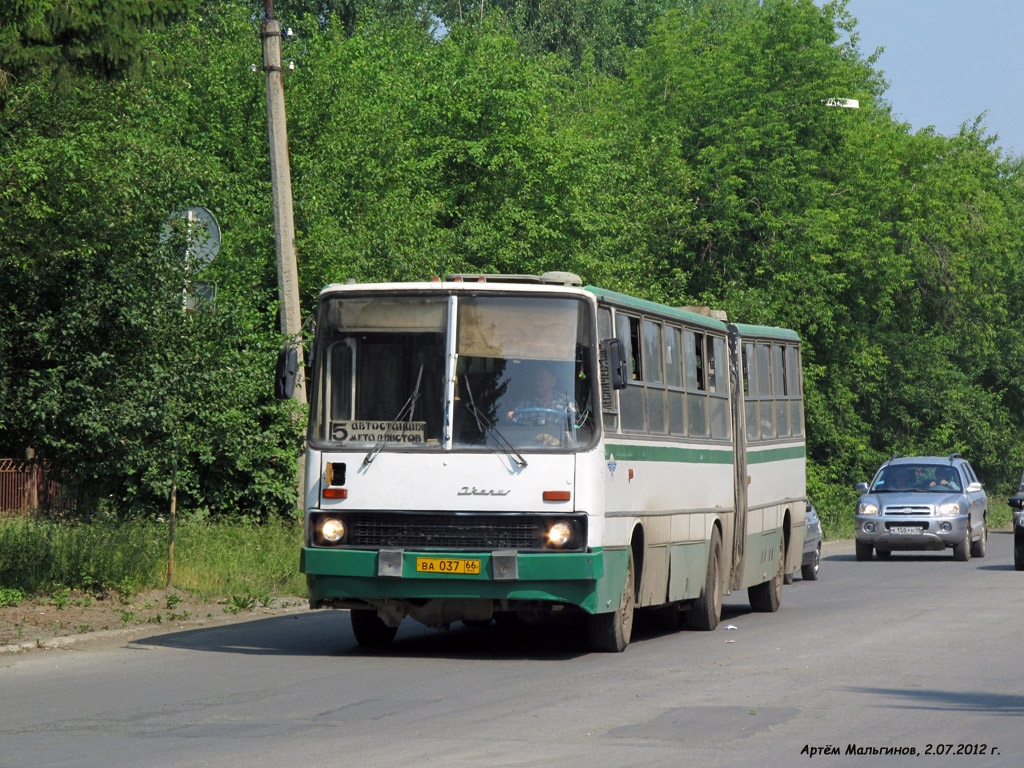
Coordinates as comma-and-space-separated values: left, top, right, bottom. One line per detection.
350, 609, 399, 648
687, 529, 723, 631
589, 548, 635, 652
748, 534, 784, 613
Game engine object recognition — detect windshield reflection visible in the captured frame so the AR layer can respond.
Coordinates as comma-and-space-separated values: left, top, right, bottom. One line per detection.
872, 464, 962, 493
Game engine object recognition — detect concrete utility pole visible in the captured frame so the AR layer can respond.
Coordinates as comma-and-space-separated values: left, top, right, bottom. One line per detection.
261, 2, 306, 405
262, 1, 307, 510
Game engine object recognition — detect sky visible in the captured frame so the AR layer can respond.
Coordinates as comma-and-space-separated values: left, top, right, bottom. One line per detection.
839, 0, 1024, 156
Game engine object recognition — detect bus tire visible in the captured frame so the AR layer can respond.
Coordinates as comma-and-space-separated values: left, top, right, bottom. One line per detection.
687, 528, 723, 631
589, 547, 635, 652
350, 609, 399, 648
748, 534, 784, 613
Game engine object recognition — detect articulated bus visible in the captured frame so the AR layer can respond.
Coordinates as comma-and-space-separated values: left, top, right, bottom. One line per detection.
278, 272, 806, 652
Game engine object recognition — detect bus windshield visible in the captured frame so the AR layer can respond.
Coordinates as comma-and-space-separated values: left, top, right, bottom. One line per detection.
453, 295, 597, 451
308, 292, 598, 452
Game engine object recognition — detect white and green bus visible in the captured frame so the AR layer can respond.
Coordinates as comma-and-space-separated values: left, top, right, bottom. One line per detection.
279, 273, 806, 652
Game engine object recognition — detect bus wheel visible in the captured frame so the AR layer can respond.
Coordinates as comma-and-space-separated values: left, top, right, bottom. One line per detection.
748, 534, 784, 613
350, 610, 399, 648
687, 528, 723, 631
589, 547, 635, 652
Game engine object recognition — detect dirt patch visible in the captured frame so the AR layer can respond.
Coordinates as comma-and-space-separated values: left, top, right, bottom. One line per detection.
0, 588, 306, 651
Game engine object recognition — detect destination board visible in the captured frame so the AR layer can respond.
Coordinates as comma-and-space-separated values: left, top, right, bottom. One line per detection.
329, 421, 427, 443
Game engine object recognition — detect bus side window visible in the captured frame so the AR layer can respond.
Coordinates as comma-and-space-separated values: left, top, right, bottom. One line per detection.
684, 330, 708, 437
616, 312, 645, 431
644, 319, 666, 434
756, 343, 774, 439
628, 316, 643, 381
666, 326, 685, 435
709, 336, 730, 439
787, 344, 804, 436
773, 344, 790, 437
743, 342, 758, 441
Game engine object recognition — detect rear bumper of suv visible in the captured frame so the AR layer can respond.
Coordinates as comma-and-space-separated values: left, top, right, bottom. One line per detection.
855, 514, 968, 551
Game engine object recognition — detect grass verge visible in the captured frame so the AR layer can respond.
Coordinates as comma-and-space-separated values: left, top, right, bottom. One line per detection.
0, 517, 306, 600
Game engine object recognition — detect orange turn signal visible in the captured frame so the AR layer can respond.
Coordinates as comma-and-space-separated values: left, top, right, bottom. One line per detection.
323, 488, 348, 499
543, 491, 571, 501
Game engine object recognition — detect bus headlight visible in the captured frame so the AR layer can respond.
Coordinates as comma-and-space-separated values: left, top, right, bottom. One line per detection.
546, 521, 573, 548
320, 517, 347, 544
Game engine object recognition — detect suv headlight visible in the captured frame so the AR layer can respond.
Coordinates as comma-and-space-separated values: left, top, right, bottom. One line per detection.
937, 502, 961, 516
858, 502, 878, 515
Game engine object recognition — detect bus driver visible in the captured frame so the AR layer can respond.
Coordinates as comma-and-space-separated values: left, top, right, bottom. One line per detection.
507, 364, 573, 427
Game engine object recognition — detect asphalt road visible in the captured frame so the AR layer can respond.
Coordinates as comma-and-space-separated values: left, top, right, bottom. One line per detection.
2, 533, 1022, 768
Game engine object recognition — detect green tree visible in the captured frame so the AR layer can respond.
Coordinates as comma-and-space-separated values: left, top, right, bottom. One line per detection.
1, 2, 304, 517
0, 0, 202, 100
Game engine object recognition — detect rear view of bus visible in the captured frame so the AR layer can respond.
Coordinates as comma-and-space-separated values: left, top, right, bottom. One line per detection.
297, 274, 616, 649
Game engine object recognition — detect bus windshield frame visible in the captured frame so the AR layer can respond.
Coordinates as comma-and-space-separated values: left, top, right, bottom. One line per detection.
307, 289, 600, 454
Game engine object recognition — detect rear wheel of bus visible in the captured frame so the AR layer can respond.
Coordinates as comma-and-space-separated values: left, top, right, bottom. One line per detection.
350, 609, 399, 648
589, 547, 635, 652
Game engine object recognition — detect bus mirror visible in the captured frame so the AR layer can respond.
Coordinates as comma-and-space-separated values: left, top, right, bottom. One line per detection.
604, 338, 628, 391
275, 346, 298, 400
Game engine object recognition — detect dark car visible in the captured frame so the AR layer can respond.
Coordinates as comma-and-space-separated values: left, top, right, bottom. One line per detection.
854, 455, 988, 561
1009, 484, 1024, 571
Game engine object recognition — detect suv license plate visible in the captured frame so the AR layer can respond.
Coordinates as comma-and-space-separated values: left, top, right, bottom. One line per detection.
890, 526, 922, 535
415, 558, 481, 575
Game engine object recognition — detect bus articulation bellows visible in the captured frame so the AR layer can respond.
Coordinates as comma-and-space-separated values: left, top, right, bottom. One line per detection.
276, 272, 807, 652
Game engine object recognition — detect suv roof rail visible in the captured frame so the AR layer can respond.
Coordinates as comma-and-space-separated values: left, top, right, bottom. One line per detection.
949, 452, 962, 463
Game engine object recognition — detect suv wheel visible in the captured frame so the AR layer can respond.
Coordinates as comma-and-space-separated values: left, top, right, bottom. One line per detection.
953, 527, 972, 562
855, 540, 872, 561
970, 517, 987, 558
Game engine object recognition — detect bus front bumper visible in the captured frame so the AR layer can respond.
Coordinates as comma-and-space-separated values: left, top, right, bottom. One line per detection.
301, 547, 617, 615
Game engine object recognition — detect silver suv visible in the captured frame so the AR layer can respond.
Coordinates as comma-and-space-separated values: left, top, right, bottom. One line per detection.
854, 455, 988, 561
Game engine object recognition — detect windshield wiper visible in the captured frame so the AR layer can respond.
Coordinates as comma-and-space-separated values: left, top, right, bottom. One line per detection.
463, 378, 527, 468
363, 364, 424, 466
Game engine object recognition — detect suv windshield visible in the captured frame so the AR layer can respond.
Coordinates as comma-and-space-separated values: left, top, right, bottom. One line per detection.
872, 464, 963, 493
308, 292, 598, 452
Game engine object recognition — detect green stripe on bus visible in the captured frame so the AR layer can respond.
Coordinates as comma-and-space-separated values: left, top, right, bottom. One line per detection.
747, 445, 806, 463
604, 443, 805, 464
604, 443, 734, 464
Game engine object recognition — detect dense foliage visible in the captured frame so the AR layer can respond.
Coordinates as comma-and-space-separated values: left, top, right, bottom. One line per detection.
3, 0, 1024, 529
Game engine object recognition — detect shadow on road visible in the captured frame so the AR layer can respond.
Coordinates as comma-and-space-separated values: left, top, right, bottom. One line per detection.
130, 603, 752, 661
844, 686, 1024, 715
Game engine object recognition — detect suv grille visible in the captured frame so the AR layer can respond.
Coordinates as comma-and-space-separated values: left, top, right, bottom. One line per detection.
312, 511, 587, 552
884, 505, 932, 515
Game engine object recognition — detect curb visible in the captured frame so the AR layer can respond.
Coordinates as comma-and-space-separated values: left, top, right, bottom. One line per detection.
1, 604, 308, 656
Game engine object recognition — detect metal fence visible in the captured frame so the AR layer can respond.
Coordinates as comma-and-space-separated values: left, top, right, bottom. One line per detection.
0, 459, 78, 517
